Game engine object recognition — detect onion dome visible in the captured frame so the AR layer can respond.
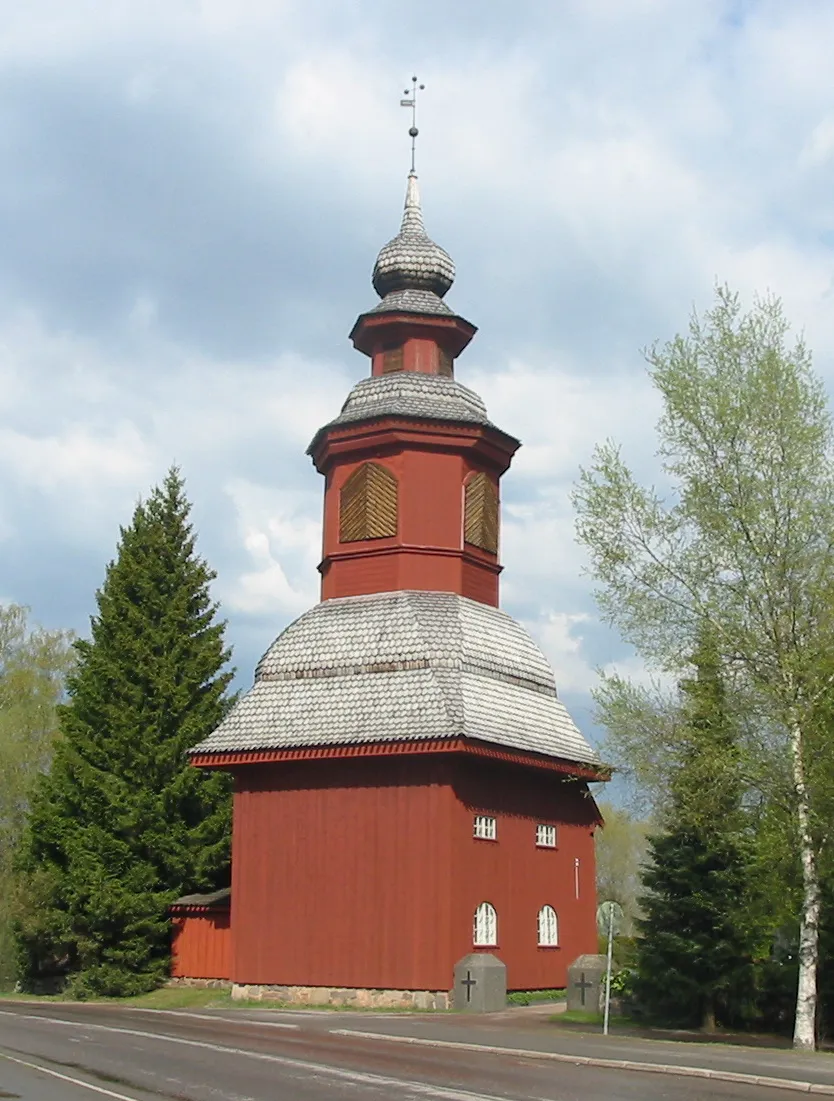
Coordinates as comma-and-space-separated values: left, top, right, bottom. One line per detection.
372, 173, 455, 303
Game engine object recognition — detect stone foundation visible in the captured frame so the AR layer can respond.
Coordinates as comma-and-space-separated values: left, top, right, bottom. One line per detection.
166, 977, 233, 990
231, 983, 451, 1010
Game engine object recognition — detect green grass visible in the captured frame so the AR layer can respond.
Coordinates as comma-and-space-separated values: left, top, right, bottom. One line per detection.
0, 991, 67, 1003
507, 989, 566, 1006
550, 1009, 632, 1027
0, 986, 232, 1010
119, 987, 234, 1009
556, 1009, 603, 1025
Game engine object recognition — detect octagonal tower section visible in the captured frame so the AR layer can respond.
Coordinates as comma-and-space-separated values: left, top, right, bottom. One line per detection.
308, 172, 520, 607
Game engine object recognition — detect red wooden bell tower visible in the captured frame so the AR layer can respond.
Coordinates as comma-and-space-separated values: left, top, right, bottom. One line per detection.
186, 153, 606, 1005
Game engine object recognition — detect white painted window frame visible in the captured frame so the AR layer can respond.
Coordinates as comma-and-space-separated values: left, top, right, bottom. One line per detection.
537, 904, 559, 947
474, 901, 498, 946
473, 814, 497, 841
536, 823, 557, 848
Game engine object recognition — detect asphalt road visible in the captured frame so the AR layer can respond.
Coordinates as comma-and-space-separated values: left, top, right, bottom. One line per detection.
0, 1000, 830, 1101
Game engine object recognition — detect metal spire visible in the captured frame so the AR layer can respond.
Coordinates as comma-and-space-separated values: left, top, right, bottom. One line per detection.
370, 75, 455, 310
399, 75, 425, 173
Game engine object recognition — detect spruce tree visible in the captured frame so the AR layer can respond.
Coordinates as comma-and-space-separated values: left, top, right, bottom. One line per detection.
633, 631, 757, 1030
15, 468, 233, 996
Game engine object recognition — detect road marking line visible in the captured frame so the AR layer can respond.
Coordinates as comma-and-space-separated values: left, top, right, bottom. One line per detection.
329, 1028, 834, 1095
0, 1050, 143, 1100
0, 1011, 511, 1100
116, 1008, 299, 1029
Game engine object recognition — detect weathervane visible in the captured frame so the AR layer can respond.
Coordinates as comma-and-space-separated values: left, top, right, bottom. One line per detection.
400, 75, 425, 173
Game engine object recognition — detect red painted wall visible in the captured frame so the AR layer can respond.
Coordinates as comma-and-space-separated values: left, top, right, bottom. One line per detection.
319, 446, 502, 604
230, 756, 456, 991
460, 558, 499, 605
322, 549, 499, 603
228, 754, 600, 992
171, 911, 231, 980
450, 759, 601, 990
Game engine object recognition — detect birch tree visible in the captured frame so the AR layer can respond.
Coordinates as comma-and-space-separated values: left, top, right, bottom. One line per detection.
573, 287, 834, 1050
594, 803, 649, 935
0, 605, 74, 988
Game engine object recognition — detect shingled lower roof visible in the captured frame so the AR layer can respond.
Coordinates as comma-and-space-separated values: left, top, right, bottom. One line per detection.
370, 288, 454, 316
308, 374, 495, 458
170, 887, 231, 910
190, 591, 599, 767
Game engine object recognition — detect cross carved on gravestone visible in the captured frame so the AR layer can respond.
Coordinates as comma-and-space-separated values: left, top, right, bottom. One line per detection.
574, 972, 592, 1007
461, 970, 477, 1004
454, 953, 506, 1013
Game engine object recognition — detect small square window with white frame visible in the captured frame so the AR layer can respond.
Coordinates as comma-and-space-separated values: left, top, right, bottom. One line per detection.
536, 823, 557, 848
473, 815, 497, 841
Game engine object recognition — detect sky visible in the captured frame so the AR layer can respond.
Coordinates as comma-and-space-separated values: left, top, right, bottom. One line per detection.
2, 0, 834, 751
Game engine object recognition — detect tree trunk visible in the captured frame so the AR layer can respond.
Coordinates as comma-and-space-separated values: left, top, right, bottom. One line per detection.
791, 716, 820, 1052
702, 999, 716, 1034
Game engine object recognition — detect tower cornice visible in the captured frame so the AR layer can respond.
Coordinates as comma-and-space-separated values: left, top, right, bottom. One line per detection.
308, 416, 520, 477
349, 309, 477, 362
191, 736, 609, 783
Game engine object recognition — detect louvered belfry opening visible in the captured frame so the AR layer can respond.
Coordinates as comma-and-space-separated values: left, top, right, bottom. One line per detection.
339, 461, 398, 542
381, 346, 404, 373
464, 472, 499, 554
437, 349, 454, 377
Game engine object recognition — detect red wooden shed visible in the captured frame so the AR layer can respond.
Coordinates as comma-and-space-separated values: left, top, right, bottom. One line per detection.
170, 888, 231, 982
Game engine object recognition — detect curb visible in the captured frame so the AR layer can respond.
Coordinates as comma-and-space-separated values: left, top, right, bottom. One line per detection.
330, 1028, 834, 1094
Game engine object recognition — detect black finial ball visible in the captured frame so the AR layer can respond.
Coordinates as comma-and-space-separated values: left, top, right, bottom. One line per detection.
409, 126, 419, 138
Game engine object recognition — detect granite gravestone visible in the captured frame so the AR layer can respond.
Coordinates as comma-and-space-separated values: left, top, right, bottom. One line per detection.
566, 954, 607, 1013
453, 953, 506, 1012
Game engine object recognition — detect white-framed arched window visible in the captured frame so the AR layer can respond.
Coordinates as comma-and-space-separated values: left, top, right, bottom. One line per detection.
537, 905, 558, 947
473, 902, 497, 946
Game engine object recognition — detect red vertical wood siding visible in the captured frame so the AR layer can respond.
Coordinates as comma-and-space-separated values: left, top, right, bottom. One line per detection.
369, 334, 454, 377
399, 450, 465, 548
229, 753, 600, 993
460, 559, 499, 605
231, 757, 455, 990
319, 438, 504, 606
451, 760, 601, 990
322, 550, 499, 603
171, 911, 231, 980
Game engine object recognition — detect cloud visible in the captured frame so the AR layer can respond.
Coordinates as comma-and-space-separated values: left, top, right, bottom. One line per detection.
799, 116, 834, 169
524, 611, 597, 696
220, 477, 320, 620
0, 0, 832, 736
0, 422, 151, 497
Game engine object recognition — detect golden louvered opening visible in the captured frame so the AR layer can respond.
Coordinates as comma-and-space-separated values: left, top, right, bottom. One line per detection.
340, 462, 398, 542
464, 472, 499, 554
381, 346, 404, 374
437, 349, 454, 377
